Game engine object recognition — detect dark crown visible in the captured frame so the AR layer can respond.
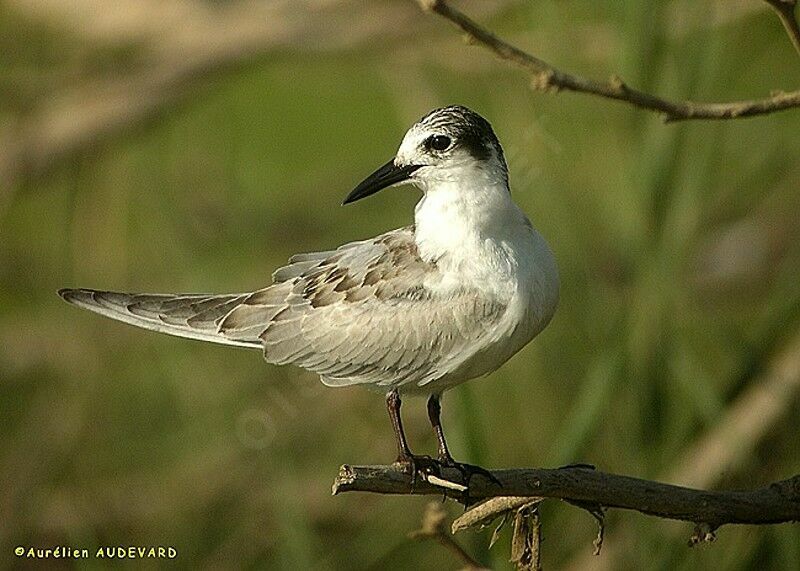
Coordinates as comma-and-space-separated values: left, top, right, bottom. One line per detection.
417, 105, 506, 165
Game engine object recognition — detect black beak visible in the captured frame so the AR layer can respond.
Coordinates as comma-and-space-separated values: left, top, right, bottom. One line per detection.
342, 159, 421, 205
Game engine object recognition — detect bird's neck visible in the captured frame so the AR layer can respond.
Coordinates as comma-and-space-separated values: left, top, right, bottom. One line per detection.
413, 171, 526, 267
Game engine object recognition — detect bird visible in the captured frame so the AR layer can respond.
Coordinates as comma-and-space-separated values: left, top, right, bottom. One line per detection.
59, 105, 560, 486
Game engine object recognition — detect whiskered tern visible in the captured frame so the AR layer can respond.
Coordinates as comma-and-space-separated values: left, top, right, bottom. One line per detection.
59, 106, 560, 484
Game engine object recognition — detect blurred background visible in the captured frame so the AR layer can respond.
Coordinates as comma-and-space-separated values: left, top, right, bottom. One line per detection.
2, 0, 800, 569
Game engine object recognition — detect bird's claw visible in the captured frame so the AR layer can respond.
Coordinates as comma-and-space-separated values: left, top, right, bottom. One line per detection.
394, 454, 441, 489
435, 456, 500, 507
438, 456, 501, 488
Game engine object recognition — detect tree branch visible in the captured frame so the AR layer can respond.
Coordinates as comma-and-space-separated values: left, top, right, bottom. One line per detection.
408, 502, 489, 570
1, 0, 491, 216
765, 0, 800, 57
417, 0, 800, 122
564, 328, 800, 571
333, 464, 800, 530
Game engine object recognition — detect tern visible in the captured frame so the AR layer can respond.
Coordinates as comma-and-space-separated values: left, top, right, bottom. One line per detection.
59, 105, 560, 484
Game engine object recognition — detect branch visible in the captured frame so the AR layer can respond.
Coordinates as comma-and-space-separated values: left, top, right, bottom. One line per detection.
564, 327, 800, 571
408, 502, 489, 570
765, 0, 800, 57
417, 0, 800, 122
509, 501, 544, 571
333, 464, 800, 530
1, 0, 487, 216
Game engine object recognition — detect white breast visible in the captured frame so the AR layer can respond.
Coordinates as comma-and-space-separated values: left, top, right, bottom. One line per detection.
410, 171, 560, 392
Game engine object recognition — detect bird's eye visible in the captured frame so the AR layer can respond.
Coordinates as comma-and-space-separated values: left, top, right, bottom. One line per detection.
427, 135, 452, 152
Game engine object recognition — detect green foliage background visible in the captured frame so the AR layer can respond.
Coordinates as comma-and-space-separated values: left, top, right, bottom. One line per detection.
2, 1, 799, 569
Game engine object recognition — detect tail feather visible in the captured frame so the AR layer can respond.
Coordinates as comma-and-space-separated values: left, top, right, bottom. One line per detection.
58, 288, 263, 349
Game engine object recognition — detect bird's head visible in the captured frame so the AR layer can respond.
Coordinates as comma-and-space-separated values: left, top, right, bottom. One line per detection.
343, 105, 508, 205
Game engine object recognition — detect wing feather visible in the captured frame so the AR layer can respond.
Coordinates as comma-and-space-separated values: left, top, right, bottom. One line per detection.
58, 289, 260, 348
256, 227, 508, 388
60, 226, 508, 389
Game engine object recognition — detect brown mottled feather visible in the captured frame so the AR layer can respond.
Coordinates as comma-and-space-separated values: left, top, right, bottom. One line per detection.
59, 227, 506, 389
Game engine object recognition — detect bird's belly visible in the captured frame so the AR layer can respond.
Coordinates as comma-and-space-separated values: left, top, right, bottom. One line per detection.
401, 293, 551, 395
362, 228, 558, 396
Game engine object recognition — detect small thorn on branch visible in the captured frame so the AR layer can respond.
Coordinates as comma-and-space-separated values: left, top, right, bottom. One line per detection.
609, 75, 628, 94
417, 0, 441, 13
531, 70, 557, 92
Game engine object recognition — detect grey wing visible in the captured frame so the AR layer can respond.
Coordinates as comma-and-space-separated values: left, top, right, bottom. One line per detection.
57, 238, 369, 348
58, 289, 262, 349
218, 227, 507, 388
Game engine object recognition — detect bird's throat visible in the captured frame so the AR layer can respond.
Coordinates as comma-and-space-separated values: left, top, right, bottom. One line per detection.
413, 177, 516, 265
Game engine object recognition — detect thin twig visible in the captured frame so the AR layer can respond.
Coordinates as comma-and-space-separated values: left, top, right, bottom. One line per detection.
453, 496, 541, 533
408, 502, 488, 570
765, 0, 800, 57
510, 503, 542, 571
417, 0, 800, 122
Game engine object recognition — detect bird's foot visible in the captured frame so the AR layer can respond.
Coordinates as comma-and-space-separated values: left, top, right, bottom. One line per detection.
438, 454, 501, 488
435, 455, 501, 507
394, 453, 442, 489
393, 453, 501, 504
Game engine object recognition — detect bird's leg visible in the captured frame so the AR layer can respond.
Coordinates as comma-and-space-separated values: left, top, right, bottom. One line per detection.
427, 394, 501, 488
386, 389, 439, 486
387, 389, 412, 460
427, 393, 454, 462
